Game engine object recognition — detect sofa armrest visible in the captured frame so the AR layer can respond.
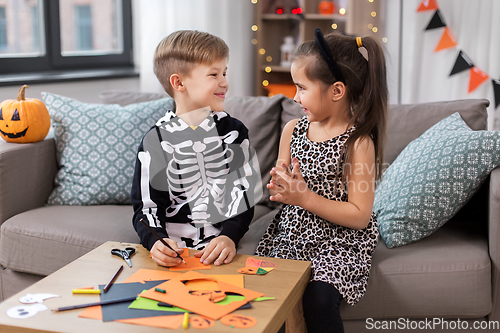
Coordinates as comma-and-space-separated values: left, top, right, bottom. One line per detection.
0, 139, 57, 225
489, 166, 500, 321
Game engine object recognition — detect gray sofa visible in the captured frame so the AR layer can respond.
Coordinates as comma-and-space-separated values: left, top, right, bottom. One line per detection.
0, 92, 498, 332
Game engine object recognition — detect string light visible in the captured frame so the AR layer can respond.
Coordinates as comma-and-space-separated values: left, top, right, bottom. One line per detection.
368, 0, 374, 2
382, 37, 387, 43
251, 0, 257, 4
259, 48, 266, 55
371, 11, 376, 17
251, 39, 258, 45
367, 23, 373, 29
372, 27, 378, 33
266, 56, 272, 62
331, 23, 338, 30
339, 8, 346, 15
251, 25, 258, 31
265, 66, 272, 73
262, 80, 269, 87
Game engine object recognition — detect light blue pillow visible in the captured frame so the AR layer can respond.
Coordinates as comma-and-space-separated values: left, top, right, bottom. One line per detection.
374, 112, 500, 248
42, 92, 174, 205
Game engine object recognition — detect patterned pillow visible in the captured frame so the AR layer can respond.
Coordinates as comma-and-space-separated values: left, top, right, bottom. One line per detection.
42, 92, 174, 205
374, 112, 500, 248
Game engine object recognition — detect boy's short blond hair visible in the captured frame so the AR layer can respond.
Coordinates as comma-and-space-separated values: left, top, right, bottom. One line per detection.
153, 30, 229, 96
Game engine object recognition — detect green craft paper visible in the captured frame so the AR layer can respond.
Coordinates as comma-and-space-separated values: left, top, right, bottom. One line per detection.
129, 294, 247, 312
253, 297, 275, 302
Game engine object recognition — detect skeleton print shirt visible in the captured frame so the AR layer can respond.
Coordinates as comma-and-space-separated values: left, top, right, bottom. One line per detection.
131, 110, 259, 250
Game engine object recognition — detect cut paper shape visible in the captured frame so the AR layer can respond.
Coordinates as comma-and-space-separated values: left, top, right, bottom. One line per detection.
220, 314, 258, 328
119, 314, 185, 329
417, 0, 438, 12
123, 269, 244, 287
238, 257, 278, 275
139, 271, 264, 320
425, 10, 446, 30
190, 290, 226, 303
434, 27, 457, 52
129, 295, 189, 313
245, 257, 278, 269
19, 293, 60, 304
185, 279, 220, 291
492, 79, 500, 109
190, 315, 215, 329
254, 297, 275, 301
7, 304, 48, 319
170, 257, 212, 271
469, 67, 489, 93
450, 51, 474, 76
237, 267, 272, 275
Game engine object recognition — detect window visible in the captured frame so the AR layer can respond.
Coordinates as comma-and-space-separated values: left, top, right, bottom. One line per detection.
0, 0, 132, 75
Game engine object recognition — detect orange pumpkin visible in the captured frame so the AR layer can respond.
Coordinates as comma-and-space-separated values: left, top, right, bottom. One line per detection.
0, 85, 50, 143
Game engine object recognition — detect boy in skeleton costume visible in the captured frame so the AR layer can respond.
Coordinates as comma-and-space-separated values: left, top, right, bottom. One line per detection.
131, 30, 260, 267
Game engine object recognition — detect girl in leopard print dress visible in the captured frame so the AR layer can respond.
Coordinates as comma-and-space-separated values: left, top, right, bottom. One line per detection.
256, 30, 387, 333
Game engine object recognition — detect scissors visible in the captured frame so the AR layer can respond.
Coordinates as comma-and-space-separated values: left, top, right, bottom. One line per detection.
111, 247, 135, 268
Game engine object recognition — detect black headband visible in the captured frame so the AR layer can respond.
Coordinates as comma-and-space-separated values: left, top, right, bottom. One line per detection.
314, 28, 346, 85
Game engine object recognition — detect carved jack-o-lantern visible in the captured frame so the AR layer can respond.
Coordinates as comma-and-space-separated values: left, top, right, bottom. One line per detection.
0, 85, 50, 143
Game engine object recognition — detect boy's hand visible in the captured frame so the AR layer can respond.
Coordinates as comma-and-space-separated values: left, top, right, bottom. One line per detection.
150, 238, 185, 267
194, 236, 236, 266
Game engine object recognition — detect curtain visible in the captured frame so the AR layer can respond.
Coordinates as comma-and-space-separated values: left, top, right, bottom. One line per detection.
138, 0, 255, 97
396, 0, 500, 129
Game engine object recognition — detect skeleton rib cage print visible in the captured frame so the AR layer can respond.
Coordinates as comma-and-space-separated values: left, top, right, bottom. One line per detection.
137, 110, 261, 248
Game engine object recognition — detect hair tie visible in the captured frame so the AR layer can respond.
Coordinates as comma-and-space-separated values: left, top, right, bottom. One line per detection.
314, 28, 346, 85
356, 37, 363, 48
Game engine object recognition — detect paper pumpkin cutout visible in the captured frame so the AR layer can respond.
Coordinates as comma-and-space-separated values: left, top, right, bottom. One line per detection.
434, 27, 457, 52
189, 316, 215, 329
417, 0, 438, 12
237, 267, 271, 275
469, 67, 489, 93
220, 314, 258, 328
139, 271, 264, 320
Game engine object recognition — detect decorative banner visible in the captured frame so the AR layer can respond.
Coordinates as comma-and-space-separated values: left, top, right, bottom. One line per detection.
449, 51, 473, 76
417, 0, 439, 12
418, 0, 497, 98
469, 67, 489, 94
492, 79, 500, 109
425, 10, 446, 30
434, 27, 457, 52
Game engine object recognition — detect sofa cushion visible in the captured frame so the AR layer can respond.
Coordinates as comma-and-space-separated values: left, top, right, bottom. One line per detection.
42, 92, 174, 205
0, 206, 139, 276
99, 90, 169, 106
340, 221, 491, 319
385, 99, 489, 165
374, 112, 500, 248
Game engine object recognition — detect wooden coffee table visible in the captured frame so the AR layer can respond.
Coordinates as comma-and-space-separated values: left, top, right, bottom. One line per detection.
0, 241, 311, 332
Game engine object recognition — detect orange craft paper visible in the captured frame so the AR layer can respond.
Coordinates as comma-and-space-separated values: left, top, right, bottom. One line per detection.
139, 271, 264, 320
170, 256, 212, 271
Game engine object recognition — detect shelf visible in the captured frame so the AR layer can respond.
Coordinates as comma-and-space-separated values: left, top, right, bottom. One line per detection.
261, 66, 291, 73
261, 14, 301, 21
303, 13, 347, 21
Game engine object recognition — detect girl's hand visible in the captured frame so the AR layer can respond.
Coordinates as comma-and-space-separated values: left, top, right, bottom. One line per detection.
268, 158, 309, 206
150, 239, 185, 267
194, 236, 236, 266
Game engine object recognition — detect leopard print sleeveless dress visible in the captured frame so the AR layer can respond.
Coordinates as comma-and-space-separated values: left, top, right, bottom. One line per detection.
256, 116, 378, 305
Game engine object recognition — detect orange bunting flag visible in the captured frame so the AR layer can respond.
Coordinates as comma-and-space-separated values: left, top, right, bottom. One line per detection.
434, 27, 457, 52
468, 67, 489, 93
417, 0, 439, 12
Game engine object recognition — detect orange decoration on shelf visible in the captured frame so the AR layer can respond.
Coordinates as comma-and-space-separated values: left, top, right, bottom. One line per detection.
318, 1, 335, 15
0, 85, 51, 143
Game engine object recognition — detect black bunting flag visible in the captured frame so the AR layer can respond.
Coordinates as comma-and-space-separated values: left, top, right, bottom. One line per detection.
492, 79, 500, 109
425, 10, 446, 30
449, 51, 474, 76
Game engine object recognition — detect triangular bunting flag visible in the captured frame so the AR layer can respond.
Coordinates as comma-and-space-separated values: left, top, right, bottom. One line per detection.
492, 79, 500, 109
468, 67, 489, 93
425, 10, 446, 30
450, 51, 473, 76
434, 27, 457, 52
417, 0, 439, 12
